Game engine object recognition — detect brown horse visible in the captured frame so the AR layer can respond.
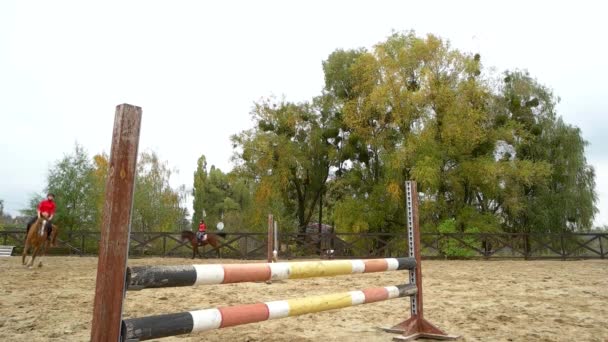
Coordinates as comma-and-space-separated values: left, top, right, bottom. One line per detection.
22, 217, 58, 268
181, 231, 226, 259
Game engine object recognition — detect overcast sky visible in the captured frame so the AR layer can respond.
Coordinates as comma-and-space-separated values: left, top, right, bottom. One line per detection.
1, 0, 606, 226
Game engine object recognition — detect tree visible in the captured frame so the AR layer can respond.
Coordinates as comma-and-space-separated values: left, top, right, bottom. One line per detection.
91, 153, 109, 229
192, 154, 255, 231
0, 199, 8, 226
131, 152, 188, 232
45, 143, 98, 234
499, 71, 597, 232
232, 99, 333, 233
321, 31, 595, 235
192, 155, 208, 230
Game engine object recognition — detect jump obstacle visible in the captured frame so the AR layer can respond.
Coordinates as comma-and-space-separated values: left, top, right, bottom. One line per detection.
90, 104, 458, 342
0, 245, 15, 257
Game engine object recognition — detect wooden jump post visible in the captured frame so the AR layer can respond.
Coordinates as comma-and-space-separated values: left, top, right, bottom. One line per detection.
266, 214, 279, 263
273, 220, 278, 261
267, 214, 273, 263
91, 104, 142, 342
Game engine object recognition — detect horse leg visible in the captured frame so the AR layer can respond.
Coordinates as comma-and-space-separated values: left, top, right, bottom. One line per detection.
214, 241, 221, 259
29, 245, 40, 268
38, 242, 49, 267
192, 243, 196, 259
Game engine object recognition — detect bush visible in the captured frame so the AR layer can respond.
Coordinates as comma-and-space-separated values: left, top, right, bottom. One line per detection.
437, 219, 479, 258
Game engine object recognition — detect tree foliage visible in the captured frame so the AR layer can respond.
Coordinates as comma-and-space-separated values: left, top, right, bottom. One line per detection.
46, 143, 98, 233
232, 99, 335, 233
24, 146, 188, 233
230, 31, 597, 235
192, 154, 254, 231
131, 152, 188, 232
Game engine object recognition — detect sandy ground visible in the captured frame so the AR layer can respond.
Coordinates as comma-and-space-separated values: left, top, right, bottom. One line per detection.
0, 256, 607, 342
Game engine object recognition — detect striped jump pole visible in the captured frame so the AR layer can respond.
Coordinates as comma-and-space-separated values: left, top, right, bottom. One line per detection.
127, 257, 416, 290
121, 283, 417, 341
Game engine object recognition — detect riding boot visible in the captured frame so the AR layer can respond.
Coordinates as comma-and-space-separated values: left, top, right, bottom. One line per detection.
46, 224, 52, 241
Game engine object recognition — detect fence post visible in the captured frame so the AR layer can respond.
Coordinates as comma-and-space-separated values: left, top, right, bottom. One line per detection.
81, 233, 85, 256
599, 235, 604, 259
560, 234, 566, 260
524, 233, 530, 260
91, 104, 142, 342
267, 214, 273, 263
162, 235, 167, 257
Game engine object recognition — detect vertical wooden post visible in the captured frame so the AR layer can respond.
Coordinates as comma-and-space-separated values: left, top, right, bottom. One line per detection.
318, 192, 323, 255
91, 104, 142, 342
267, 214, 273, 263
273, 220, 278, 262
383, 181, 458, 341
560, 235, 566, 261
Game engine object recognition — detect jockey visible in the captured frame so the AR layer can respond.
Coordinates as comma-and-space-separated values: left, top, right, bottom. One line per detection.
197, 219, 207, 242
26, 193, 56, 241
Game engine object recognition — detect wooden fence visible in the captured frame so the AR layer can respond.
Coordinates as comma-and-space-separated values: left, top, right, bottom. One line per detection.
2, 229, 606, 260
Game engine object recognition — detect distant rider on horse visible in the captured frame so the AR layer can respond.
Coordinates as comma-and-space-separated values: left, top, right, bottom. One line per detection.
26, 193, 56, 243
197, 219, 207, 243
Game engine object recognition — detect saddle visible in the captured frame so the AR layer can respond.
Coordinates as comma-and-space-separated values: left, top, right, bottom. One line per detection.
196, 232, 208, 244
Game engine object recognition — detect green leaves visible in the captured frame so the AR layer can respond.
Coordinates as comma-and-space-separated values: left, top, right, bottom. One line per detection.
26, 146, 188, 234
46, 143, 98, 233
192, 155, 255, 232
232, 99, 332, 232
132, 152, 187, 232
320, 31, 597, 234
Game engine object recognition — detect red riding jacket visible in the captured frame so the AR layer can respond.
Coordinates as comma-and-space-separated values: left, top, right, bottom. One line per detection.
198, 223, 207, 232
38, 199, 56, 216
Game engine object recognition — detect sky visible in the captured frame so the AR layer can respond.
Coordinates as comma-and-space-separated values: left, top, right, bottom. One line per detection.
0, 0, 606, 226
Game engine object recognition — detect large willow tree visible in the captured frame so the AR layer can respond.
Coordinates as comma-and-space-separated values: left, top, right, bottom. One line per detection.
232, 31, 596, 235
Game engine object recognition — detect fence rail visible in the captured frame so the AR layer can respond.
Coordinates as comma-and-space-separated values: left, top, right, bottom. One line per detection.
1, 229, 606, 260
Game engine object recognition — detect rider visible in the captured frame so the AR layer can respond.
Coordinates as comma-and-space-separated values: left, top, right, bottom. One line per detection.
26, 193, 56, 242
197, 219, 207, 242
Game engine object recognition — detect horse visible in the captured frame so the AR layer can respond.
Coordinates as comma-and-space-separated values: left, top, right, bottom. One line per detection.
180, 231, 226, 259
22, 217, 58, 268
